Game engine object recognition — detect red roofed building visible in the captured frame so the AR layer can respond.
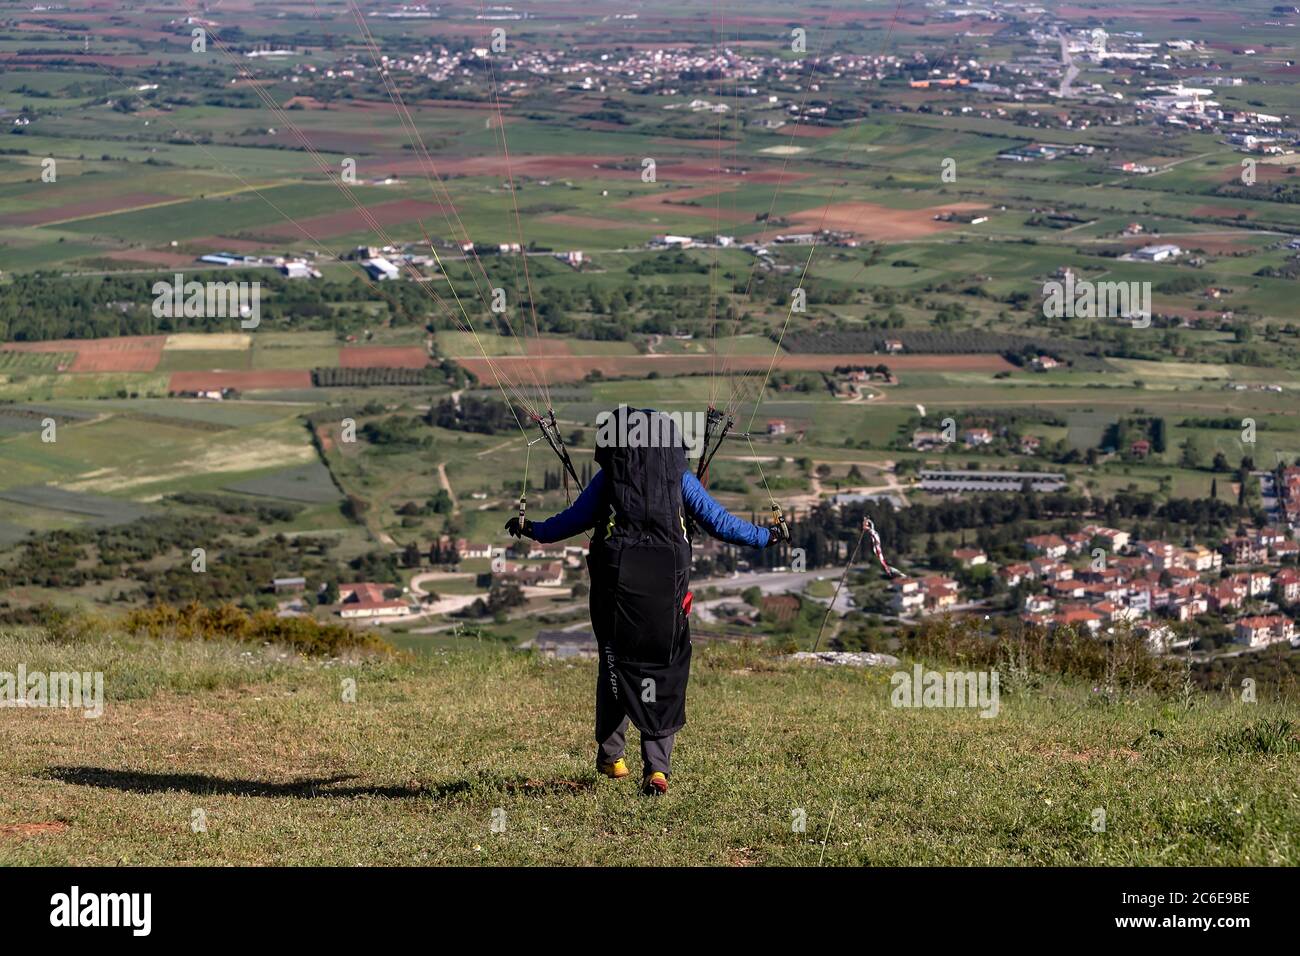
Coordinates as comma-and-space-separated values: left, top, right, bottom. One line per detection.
999, 562, 1032, 587
920, 575, 960, 613
890, 577, 925, 614
1275, 568, 1300, 604
1224, 536, 1266, 566
1026, 534, 1069, 559
1093, 600, 1127, 623
1140, 541, 1182, 571
1054, 605, 1103, 633
1048, 579, 1087, 600
1063, 531, 1091, 554
338, 582, 409, 619
1210, 582, 1244, 613
1239, 570, 1273, 598
1040, 562, 1075, 583
1234, 615, 1295, 648
1083, 525, 1131, 552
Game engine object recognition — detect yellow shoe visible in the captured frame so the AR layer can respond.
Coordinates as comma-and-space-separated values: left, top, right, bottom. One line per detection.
598, 757, 630, 779
642, 771, 669, 796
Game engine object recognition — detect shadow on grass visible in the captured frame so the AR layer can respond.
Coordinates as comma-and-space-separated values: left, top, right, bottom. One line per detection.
44, 766, 595, 800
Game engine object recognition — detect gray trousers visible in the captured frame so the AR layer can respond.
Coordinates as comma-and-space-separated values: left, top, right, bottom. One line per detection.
595, 649, 675, 775
596, 713, 675, 776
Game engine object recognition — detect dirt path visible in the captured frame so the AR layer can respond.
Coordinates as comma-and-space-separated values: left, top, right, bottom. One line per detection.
475, 438, 514, 458
437, 461, 459, 514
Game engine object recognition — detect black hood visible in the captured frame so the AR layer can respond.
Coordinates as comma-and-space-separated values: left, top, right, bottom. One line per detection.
593, 405, 688, 475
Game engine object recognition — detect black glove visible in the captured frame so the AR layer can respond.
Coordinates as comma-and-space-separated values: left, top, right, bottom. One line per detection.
504, 517, 536, 540
765, 520, 789, 547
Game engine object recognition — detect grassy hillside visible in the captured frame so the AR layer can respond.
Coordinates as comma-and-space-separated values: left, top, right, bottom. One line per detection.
1, 627, 1296, 866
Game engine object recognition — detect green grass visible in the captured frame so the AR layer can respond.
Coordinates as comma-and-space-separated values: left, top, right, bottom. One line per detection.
224, 462, 342, 504
0, 351, 75, 373
250, 345, 339, 369
156, 349, 253, 372
0, 372, 170, 403
0, 627, 1295, 866
0, 412, 316, 497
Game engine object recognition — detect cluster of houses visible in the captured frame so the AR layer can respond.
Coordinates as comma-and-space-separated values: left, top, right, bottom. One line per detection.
890, 573, 963, 617
195, 242, 586, 285
830, 367, 894, 399
889, 524, 1300, 651
648, 228, 861, 259
912, 427, 995, 450
288, 41, 905, 105
429, 534, 586, 589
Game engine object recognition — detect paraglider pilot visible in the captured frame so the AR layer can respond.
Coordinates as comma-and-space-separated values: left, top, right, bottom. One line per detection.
506, 406, 787, 795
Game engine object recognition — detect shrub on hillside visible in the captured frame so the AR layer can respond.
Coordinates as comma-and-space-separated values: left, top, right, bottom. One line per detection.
123, 602, 392, 657
907, 617, 1178, 695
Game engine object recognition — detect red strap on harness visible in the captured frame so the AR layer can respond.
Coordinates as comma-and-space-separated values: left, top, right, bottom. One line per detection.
682, 591, 694, 616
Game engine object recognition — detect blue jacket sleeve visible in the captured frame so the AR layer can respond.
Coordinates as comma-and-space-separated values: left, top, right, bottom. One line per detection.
529, 470, 605, 543
681, 471, 771, 548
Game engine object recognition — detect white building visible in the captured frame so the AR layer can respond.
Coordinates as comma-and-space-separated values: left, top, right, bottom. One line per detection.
279, 261, 319, 279
1133, 244, 1182, 262
362, 257, 401, 281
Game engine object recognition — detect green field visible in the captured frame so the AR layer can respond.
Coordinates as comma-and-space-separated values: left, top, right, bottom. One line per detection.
0, 627, 1295, 866
225, 462, 342, 504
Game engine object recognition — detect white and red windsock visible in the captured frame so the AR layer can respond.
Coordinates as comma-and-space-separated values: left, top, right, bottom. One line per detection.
863, 518, 902, 578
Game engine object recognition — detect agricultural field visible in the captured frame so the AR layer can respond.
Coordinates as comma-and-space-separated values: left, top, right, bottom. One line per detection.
0, 0, 1296, 658
3, 0, 1300, 895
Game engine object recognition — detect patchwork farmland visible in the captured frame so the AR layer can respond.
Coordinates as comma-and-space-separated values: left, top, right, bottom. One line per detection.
0, 0, 1298, 884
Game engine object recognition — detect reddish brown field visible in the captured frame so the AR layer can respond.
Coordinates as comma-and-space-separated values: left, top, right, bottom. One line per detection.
658, 161, 805, 185
190, 236, 282, 253
397, 99, 513, 113
2, 336, 162, 354
1190, 205, 1255, 219
338, 346, 429, 369
521, 339, 571, 357
764, 201, 985, 241
457, 352, 1013, 385
169, 370, 312, 392
256, 199, 453, 239
1218, 164, 1298, 183
70, 349, 164, 373
3, 336, 166, 372
100, 249, 197, 268
1062, 6, 1246, 25
616, 186, 751, 221
784, 125, 841, 139
0, 193, 172, 227
654, 138, 742, 149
